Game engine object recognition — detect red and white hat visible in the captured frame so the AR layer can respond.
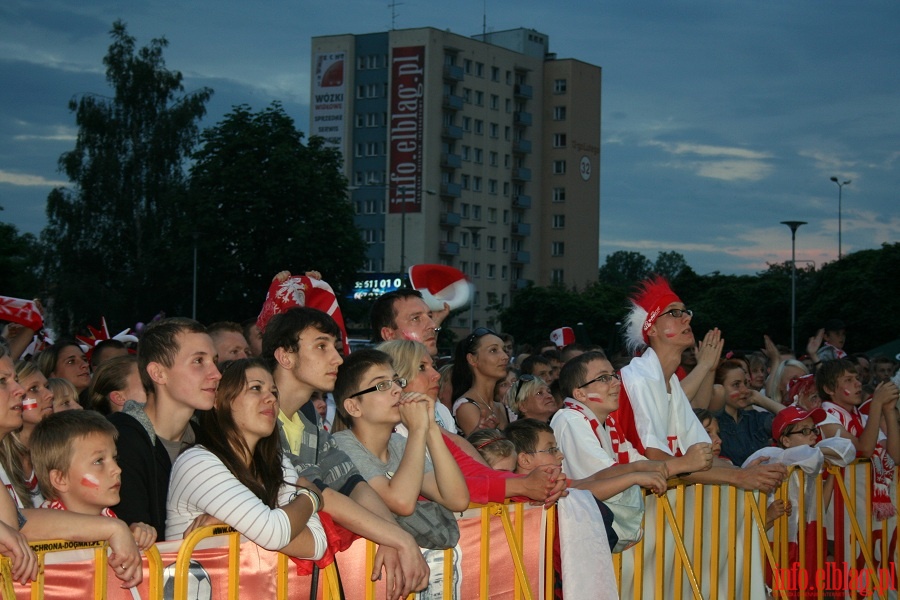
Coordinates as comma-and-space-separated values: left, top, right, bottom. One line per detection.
407, 264, 471, 311
0, 296, 44, 331
256, 275, 350, 355
624, 275, 682, 352
549, 327, 575, 349
772, 405, 827, 441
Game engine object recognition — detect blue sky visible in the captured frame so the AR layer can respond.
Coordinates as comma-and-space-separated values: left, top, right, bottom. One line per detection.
1, 0, 897, 275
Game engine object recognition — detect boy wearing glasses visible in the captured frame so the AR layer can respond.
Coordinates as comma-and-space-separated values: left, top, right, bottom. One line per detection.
333, 348, 469, 599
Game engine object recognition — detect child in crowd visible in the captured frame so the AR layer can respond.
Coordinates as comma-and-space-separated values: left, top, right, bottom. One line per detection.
47, 378, 82, 413
332, 349, 469, 599
816, 359, 900, 520
693, 409, 725, 461
505, 418, 618, 600
467, 429, 517, 471
30, 410, 156, 550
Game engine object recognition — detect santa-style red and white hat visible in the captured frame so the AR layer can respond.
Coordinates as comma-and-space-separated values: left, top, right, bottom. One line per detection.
407, 264, 471, 311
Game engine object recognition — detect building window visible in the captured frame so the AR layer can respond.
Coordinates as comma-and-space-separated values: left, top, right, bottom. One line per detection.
488, 208, 497, 222
488, 179, 498, 194
473, 262, 481, 277
474, 148, 483, 164
504, 154, 511, 168
488, 235, 497, 250
491, 66, 500, 82
553, 160, 566, 174
475, 90, 484, 106
462, 88, 472, 103
553, 133, 567, 148
475, 62, 484, 77
475, 120, 484, 135
505, 98, 512, 113
554, 106, 567, 121
553, 187, 566, 202
462, 116, 471, 131
464, 59, 473, 74
473, 177, 482, 192
460, 174, 470, 189
489, 123, 499, 138
503, 182, 510, 196
551, 242, 565, 256
554, 79, 567, 93
489, 151, 498, 166
552, 214, 566, 228
503, 210, 510, 225
490, 94, 499, 110
551, 269, 565, 284
504, 126, 511, 141
502, 237, 509, 252
487, 264, 496, 278
461, 203, 470, 218
461, 145, 470, 161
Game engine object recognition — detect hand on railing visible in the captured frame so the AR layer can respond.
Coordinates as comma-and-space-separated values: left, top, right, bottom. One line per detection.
734, 458, 787, 493
0, 520, 37, 584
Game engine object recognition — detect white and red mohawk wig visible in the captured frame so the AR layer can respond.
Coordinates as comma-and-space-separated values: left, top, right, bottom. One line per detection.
623, 275, 682, 355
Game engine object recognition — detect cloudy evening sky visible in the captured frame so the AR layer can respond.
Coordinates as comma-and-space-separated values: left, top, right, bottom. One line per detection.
1, 0, 897, 275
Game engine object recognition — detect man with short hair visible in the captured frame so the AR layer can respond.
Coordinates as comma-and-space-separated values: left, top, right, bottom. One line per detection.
109, 318, 221, 539
872, 356, 898, 384
520, 354, 553, 384
817, 318, 847, 362
369, 290, 445, 356
262, 307, 429, 599
207, 321, 251, 362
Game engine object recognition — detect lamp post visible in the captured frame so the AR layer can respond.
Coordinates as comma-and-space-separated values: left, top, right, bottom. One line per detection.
781, 220, 807, 355
465, 225, 485, 332
191, 232, 199, 320
829, 177, 851, 260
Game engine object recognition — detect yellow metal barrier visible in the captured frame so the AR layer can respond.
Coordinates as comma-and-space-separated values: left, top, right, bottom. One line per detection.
2, 460, 897, 599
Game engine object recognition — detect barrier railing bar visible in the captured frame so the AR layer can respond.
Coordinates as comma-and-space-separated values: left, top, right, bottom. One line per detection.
657, 494, 702, 599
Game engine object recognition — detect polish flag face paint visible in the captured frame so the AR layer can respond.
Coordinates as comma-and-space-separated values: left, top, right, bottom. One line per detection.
81, 474, 100, 489
22, 398, 38, 411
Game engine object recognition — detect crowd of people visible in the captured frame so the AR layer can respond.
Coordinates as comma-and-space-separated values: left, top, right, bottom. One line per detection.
0, 273, 898, 598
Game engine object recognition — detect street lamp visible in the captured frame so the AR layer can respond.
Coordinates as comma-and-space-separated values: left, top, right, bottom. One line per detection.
781, 220, 807, 355
829, 177, 851, 260
464, 225, 485, 332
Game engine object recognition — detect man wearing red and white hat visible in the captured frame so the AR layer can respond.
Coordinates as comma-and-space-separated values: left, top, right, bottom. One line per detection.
613, 276, 787, 491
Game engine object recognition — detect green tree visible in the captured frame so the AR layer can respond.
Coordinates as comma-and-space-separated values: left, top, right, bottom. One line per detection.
186, 103, 367, 321
654, 251, 689, 280
598, 251, 653, 288
41, 21, 212, 332
0, 209, 41, 298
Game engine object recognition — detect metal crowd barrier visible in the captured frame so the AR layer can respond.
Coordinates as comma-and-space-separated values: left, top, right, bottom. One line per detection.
1, 461, 896, 599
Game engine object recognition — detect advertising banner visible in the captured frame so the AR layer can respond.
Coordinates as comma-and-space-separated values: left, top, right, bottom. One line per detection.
388, 45, 425, 214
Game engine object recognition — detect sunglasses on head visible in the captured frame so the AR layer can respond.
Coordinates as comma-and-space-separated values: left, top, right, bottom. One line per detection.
514, 373, 536, 399
465, 327, 498, 350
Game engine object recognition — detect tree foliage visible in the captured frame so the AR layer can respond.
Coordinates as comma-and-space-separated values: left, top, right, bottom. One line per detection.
500, 244, 900, 356
0, 209, 41, 298
186, 103, 367, 322
41, 21, 212, 332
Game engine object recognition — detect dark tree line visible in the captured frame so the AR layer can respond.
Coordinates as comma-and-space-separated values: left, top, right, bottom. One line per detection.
497, 245, 900, 356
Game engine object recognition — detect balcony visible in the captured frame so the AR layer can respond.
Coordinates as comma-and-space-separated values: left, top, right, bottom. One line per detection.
443, 64, 464, 81
442, 125, 463, 140
513, 111, 533, 126
443, 94, 464, 111
511, 222, 531, 236
514, 84, 533, 99
439, 241, 460, 256
512, 194, 531, 209
441, 153, 462, 169
513, 139, 532, 154
511, 251, 531, 264
512, 167, 531, 182
440, 182, 462, 198
440, 212, 461, 227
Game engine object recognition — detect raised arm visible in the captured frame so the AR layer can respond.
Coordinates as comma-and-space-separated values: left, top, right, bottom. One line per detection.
420, 398, 469, 511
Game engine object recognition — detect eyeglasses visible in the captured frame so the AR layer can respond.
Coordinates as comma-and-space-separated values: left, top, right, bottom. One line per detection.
465, 327, 498, 351
660, 308, 693, 319
529, 446, 562, 457
350, 378, 408, 398
785, 427, 819, 437
577, 373, 620, 388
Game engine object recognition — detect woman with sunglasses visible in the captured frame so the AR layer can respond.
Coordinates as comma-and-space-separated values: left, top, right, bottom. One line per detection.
450, 328, 510, 436
507, 375, 557, 423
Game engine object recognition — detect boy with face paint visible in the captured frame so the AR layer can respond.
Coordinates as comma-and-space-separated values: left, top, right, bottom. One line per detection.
817, 358, 900, 520
31, 410, 156, 550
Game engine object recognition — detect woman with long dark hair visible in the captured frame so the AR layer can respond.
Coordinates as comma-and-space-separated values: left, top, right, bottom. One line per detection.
450, 328, 510, 436
166, 358, 326, 557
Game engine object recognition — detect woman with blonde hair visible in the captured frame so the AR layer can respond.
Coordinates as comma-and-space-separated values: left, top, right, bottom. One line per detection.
508, 375, 557, 423
47, 378, 81, 412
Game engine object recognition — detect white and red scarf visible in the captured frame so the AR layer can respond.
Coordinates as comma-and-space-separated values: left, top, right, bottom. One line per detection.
43, 498, 117, 519
563, 399, 634, 465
